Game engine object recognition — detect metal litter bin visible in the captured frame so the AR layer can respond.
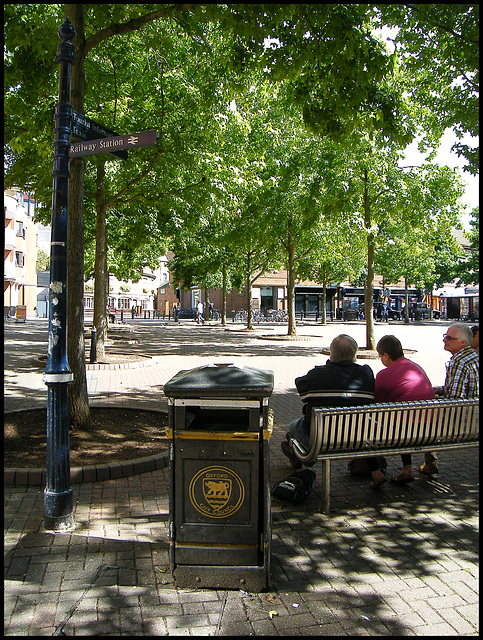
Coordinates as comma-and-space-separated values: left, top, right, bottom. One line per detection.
164, 363, 273, 592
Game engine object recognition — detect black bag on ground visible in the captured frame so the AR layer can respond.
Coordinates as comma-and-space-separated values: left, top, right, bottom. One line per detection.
272, 468, 316, 503
348, 456, 387, 476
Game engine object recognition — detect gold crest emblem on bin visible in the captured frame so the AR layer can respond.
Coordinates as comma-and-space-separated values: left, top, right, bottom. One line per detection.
203, 478, 232, 510
189, 466, 245, 518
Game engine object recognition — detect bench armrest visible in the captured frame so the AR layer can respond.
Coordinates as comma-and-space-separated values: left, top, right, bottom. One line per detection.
291, 430, 323, 466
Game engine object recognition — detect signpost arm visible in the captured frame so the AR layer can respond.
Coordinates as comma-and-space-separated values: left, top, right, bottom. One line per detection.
43, 18, 75, 531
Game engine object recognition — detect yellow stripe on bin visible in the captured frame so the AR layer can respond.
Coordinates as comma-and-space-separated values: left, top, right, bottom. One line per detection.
263, 409, 274, 439
175, 542, 258, 550
166, 429, 259, 441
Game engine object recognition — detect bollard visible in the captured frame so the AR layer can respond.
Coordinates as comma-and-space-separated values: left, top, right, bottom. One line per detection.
89, 326, 97, 363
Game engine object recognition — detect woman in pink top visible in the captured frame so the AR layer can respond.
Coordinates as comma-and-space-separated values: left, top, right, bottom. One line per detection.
367, 335, 435, 489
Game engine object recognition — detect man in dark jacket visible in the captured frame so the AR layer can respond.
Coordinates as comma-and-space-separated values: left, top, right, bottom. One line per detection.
282, 334, 375, 469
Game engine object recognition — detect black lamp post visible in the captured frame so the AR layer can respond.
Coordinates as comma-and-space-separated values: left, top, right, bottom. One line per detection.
43, 18, 75, 531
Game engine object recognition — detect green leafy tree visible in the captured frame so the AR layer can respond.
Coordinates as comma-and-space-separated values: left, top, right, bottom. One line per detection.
259, 135, 339, 335
327, 136, 465, 347
5, 3, 227, 428
168, 213, 244, 325
377, 4, 479, 174
36, 249, 51, 272
299, 219, 366, 325
455, 208, 479, 285
77, 12, 233, 358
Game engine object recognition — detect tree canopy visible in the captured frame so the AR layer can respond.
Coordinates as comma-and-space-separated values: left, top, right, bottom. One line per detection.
4, 4, 478, 407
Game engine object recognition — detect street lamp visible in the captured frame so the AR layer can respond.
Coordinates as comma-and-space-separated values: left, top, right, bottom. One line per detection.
43, 17, 75, 531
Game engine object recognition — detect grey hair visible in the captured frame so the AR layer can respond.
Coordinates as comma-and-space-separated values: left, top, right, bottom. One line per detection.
330, 334, 358, 362
448, 323, 474, 346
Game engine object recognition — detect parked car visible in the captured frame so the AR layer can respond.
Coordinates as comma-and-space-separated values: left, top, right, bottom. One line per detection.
411, 303, 441, 320
387, 307, 402, 320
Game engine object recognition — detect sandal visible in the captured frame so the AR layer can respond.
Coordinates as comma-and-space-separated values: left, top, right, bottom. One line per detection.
391, 472, 415, 484
369, 476, 387, 490
419, 464, 438, 476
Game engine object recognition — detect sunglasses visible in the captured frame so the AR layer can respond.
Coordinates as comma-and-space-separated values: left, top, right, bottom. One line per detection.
443, 334, 458, 341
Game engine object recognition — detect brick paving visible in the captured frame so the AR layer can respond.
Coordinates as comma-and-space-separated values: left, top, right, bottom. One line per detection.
4, 318, 479, 635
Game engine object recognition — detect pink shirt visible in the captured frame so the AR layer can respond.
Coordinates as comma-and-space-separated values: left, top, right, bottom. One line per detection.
375, 357, 435, 403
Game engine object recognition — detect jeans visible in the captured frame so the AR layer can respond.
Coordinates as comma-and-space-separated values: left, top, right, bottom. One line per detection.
289, 416, 309, 449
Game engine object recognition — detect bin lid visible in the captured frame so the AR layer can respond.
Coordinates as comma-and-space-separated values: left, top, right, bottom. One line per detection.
164, 364, 274, 399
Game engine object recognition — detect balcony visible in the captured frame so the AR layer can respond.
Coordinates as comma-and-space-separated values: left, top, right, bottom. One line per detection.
4, 227, 17, 250
4, 261, 17, 282
4, 207, 15, 221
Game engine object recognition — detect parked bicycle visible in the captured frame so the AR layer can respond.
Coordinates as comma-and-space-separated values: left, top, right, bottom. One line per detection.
252, 309, 267, 323
267, 309, 289, 322
232, 308, 289, 323
234, 310, 248, 323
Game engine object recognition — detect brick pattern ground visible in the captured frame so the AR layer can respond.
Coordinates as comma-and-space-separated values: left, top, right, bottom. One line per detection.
4, 319, 479, 636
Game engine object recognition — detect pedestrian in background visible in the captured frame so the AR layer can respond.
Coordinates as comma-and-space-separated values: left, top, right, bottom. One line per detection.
196, 300, 204, 324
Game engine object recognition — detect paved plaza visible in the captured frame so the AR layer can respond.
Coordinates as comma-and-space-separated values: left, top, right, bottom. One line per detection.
4, 318, 479, 635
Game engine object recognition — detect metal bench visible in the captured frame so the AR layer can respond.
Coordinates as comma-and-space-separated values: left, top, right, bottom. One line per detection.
291, 398, 479, 515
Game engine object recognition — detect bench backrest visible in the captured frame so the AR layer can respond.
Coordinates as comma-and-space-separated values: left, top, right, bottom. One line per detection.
295, 398, 479, 464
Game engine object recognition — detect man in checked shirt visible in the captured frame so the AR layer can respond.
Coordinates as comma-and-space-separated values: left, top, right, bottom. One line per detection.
420, 323, 479, 475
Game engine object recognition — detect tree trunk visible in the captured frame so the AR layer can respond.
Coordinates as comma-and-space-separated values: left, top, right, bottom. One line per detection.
93, 162, 108, 359
287, 240, 297, 336
320, 281, 327, 325
67, 4, 91, 429
221, 261, 227, 325
246, 253, 253, 330
363, 170, 376, 351
204, 287, 209, 321
404, 278, 410, 323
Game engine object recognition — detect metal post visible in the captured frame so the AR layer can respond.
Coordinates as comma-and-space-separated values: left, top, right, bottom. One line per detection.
42, 17, 75, 531
89, 327, 97, 364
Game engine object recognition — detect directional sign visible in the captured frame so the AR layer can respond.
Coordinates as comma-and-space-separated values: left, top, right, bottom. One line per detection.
71, 109, 117, 138
69, 130, 158, 158
71, 109, 128, 160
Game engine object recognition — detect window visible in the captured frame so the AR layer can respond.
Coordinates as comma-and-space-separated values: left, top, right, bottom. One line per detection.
16, 222, 25, 238
118, 298, 131, 310
15, 252, 25, 267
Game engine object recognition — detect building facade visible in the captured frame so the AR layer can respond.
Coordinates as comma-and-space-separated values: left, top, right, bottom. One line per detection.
81, 257, 172, 321
4, 189, 39, 318
172, 268, 478, 322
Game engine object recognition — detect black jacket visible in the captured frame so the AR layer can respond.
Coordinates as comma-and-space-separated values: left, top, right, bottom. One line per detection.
295, 359, 375, 427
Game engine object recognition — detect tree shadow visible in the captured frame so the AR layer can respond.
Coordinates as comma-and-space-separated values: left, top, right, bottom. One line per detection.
269, 447, 478, 632
4, 447, 478, 635
4, 322, 479, 634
